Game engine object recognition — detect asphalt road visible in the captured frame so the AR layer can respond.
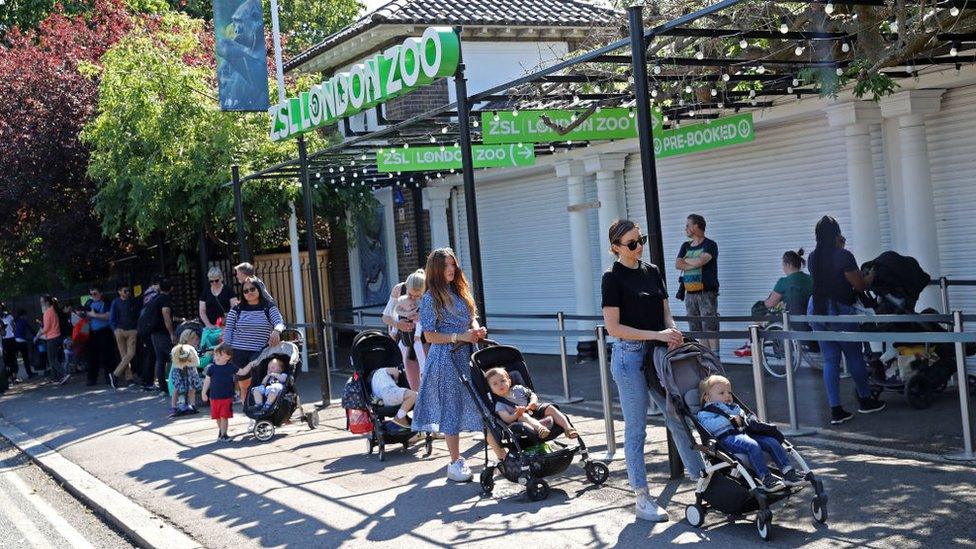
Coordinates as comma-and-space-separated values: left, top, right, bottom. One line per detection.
0, 437, 135, 549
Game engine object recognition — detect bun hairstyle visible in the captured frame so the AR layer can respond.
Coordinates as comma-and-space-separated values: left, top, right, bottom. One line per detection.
783, 248, 806, 270
608, 219, 638, 256
170, 344, 200, 369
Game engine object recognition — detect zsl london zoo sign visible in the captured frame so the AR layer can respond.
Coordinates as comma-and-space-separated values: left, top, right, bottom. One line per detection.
268, 27, 459, 141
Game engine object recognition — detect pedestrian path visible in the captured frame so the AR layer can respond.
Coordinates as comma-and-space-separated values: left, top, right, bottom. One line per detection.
0, 375, 973, 548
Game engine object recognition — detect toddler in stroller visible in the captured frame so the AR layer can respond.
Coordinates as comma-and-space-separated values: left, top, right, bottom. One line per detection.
485, 367, 577, 440
653, 340, 827, 541
236, 339, 317, 441
469, 342, 609, 501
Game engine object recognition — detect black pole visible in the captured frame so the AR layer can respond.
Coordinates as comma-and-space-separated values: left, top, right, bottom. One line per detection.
411, 185, 427, 267
199, 225, 209, 295
297, 135, 331, 405
628, 6, 666, 281
232, 165, 251, 263
452, 27, 488, 323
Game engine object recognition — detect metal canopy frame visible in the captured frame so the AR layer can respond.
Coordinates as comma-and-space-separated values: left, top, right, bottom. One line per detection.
229, 0, 976, 337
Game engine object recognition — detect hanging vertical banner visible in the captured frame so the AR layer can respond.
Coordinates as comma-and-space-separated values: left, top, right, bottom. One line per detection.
213, 0, 270, 112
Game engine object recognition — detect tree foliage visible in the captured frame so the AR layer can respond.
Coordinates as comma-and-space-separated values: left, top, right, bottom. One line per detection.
0, 0, 133, 292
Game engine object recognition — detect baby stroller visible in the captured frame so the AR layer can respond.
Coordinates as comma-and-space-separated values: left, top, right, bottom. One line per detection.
349, 330, 432, 461
467, 341, 609, 501
243, 335, 318, 441
650, 340, 827, 541
860, 251, 976, 409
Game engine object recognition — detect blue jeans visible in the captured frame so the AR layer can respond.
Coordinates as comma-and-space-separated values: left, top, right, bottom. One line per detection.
807, 299, 872, 407
718, 433, 789, 478
610, 340, 705, 490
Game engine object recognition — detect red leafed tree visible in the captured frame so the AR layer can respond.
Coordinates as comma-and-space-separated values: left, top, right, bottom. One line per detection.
0, 0, 133, 292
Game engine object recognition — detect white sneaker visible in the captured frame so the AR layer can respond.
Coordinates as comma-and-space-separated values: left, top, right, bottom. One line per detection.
635, 491, 669, 522
446, 458, 473, 482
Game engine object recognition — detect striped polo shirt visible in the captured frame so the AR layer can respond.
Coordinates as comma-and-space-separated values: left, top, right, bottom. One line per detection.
223, 304, 285, 352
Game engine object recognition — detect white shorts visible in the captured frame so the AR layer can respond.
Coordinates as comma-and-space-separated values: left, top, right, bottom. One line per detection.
377, 384, 407, 406
254, 383, 284, 396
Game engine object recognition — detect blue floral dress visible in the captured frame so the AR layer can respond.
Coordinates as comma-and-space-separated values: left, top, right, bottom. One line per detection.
412, 291, 483, 435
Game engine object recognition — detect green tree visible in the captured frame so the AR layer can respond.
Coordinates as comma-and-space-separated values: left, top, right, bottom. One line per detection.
82, 12, 371, 262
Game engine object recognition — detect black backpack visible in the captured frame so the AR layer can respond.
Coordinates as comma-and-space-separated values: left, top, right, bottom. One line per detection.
137, 296, 162, 336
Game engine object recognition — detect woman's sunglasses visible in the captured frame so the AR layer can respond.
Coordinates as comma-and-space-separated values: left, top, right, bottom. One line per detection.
617, 234, 648, 251
209, 279, 221, 284
243, 286, 258, 294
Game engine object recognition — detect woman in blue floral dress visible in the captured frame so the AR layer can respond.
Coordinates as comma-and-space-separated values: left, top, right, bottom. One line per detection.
413, 248, 507, 482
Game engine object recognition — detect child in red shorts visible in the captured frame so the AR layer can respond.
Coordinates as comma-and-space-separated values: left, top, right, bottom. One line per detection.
202, 343, 244, 441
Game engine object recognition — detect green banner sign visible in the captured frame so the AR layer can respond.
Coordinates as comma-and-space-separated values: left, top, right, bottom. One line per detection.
376, 143, 535, 173
481, 107, 661, 144
654, 113, 754, 158
269, 27, 460, 142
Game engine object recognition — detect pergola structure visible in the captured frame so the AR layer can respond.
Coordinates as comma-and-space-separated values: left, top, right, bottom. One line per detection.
229, 0, 976, 403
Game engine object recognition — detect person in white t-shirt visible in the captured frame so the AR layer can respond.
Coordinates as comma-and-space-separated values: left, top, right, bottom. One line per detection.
381, 269, 427, 390
370, 367, 416, 428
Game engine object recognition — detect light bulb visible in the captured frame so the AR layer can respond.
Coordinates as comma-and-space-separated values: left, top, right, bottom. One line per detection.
842, 42, 851, 53
787, 86, 794, 94
663, 115, 669, 123
473, 120, 479, 127
689, 110, 696, 117
512, 109, 519, 117
339, 166, 344, 172
722, 73, 731, 82
836, 67, 844, 76
756, 65, 766, 74
780, 23, 788, 34
595, 105, 602, 112
795, 45, 805, 56
889, 20, 898, 33
429, 136, 436, 143
685, 85, 693, 93
454, 142, 459, 148
441, 127, 448, 134
749, 89, 756, 98
950, 6, 960, 16
549, 145, 555, 152
739, 39, 748, 49
950, 45, 959, 56
717, 102, 724, 109
651, 89, 658, 98
792, 78, 800, 86
493, 112, 499, 122
403, 143, 409, 149
695, 50, 704, 60
653, 64, 661, 75
440, 145, 445, 151
825, 2, 834, 14
678, 99, 685, 106
628, 110, 635, 118
710, 88, 717, 96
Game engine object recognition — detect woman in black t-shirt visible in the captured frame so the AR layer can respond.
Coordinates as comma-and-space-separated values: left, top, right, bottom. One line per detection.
199, 267, 238, 328
601, 219, 705, 523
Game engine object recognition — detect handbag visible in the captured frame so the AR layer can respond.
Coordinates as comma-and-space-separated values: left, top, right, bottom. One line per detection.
675, 276, 686, 301
346, 408, 373, 434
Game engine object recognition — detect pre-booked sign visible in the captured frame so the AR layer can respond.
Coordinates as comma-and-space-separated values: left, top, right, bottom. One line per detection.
481, 108, 661, 144
376, 144, 535, 172
268, 27, 459, 142
654, 113, 754, 158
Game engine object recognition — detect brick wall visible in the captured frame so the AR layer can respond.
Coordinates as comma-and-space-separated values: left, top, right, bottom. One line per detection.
385, 79, 449, 121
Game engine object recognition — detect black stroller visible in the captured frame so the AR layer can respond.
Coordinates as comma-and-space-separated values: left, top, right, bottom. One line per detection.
349, 330, 432, 461
861, 251, 976, 409
243, 337, 319, 442
649, 340, 827, 541
467, 341, 609, 501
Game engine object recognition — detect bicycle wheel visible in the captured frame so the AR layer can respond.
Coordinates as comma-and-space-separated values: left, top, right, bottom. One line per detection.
761, 324, 799, 378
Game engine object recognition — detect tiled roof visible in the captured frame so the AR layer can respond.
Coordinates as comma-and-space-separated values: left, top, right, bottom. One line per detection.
284, 0, 621, 72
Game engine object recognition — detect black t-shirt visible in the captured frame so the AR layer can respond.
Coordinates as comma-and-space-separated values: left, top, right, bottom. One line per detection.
677, 238, 719, 293
601, 261, 668, 338
153, 293, 173, 334
809, 247, 859, 306
199, 285, 234, 325
206, 362, 238, 399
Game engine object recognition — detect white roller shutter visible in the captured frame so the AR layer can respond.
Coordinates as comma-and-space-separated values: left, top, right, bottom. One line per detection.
453, 173, 576, 353
928, 84, 976, 315
624, 114, 856, 361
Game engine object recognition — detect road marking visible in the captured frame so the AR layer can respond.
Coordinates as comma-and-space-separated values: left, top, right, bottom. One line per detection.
3, 469, 96, 549
0, 478, 54, 548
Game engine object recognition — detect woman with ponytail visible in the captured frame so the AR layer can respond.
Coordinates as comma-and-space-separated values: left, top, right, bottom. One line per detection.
764, 248, 812, 313
807, 216, 885, 425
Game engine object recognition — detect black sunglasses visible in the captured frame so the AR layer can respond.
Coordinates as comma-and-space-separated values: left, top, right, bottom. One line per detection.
617, 234, 648, 251
243, 286, 258, 294
209, 279, 221, 284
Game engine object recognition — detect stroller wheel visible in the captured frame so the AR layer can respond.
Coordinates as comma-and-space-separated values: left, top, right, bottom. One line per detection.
526, 478, 550, 501
480, 467, 495, 496
254, 421, 275, 442
755, 509, 772, 541
905, 375, 934, 409
367, 438, 374, 455
811, 496, 828, 524
685, 504, 705, 528
305, 411, 319, 430
378, 442, 386, 462
584, 461, 610, 485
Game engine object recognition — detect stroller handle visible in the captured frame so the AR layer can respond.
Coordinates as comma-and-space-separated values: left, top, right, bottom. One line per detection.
279, 328, 305, 346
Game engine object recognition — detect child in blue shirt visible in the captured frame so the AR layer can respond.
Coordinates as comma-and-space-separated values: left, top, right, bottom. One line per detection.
696, 375, 804, 492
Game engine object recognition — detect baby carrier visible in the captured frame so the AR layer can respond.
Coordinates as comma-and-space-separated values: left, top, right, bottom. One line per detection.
243, 336, 318, 441
345, 330, 432, 461
466, 341, 609, 501
648, 340, 827, 541
860, 251, 976, 409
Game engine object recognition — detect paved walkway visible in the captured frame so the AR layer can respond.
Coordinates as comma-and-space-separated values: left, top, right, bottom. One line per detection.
0, 352, 974, 547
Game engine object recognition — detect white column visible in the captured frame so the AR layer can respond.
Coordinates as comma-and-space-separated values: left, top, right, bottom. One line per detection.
584, 153, 628, 241
422, 186, 452, 250
555, 160, 597, 338
880, 89, 945, 309
825, 102, 884, 263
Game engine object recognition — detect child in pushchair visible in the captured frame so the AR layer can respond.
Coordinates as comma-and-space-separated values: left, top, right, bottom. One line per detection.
468, 341, 609, 501
236, 339, 317, 441
651, 339, 827, 541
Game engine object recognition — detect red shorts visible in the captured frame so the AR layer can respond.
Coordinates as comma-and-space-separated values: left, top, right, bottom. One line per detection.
209, 398, 233, 419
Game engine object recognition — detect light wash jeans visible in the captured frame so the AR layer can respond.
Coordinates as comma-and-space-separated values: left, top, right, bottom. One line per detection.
610, 340, 706, 490
807, 298, 872, 407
